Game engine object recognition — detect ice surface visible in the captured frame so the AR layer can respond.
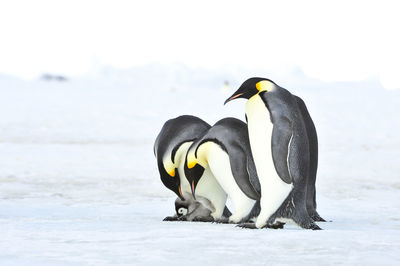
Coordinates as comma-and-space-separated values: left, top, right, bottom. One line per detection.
0, 71, 399, 265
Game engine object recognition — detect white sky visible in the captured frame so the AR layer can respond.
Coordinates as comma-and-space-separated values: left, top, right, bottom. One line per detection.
0, 0, 399, 89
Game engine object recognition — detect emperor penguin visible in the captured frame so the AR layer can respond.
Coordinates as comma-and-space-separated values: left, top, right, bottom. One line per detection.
224, 78, 321, 230
185, 118, 262, 224
154, 115, 228, 221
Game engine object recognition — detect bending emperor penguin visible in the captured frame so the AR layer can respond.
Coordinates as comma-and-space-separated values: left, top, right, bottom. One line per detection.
154, 115, 228, 221
185, 118, 262, 224
225, 78, 321, 230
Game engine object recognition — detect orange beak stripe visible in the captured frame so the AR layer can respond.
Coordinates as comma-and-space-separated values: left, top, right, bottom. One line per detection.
178, 186, 183, 198
228, 93, 243, 101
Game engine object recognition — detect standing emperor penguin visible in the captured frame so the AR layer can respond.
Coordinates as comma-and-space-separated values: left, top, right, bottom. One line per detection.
225, 78, 321, 230
154, 115, 228, 221
185, 118, 262, 224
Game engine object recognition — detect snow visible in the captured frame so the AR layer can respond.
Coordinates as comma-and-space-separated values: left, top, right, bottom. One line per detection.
0, 69, 399, 265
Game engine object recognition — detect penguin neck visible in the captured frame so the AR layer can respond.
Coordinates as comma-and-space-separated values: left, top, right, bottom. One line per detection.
195, 142, 212, 168
163, 141, 192, 178
256, 80, 276, 93
173, 142, 193, 166
246, 94, 271, 121
175, 142, 195, 196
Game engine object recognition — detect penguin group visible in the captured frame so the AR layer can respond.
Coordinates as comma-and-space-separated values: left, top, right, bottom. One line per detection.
154, 77, 326, 229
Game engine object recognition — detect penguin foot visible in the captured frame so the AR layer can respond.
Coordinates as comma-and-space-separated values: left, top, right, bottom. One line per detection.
236, 222, 258, 229
309, 211, 326, 222
163, 216, 180, 221
265, 222, 285, 229
191, 216, 214, 223
310, 223, 322, 230
302, 221, 322, 230
291, 213, 323, 230
312, 216, 326, 222
214, 217, 230, 224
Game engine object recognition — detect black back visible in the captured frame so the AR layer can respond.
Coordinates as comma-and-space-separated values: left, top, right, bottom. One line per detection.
191, 117, 261, 200
294, 95, 320, 215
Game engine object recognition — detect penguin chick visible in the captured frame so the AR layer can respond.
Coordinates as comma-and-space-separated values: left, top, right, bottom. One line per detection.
163, 195, 232, 222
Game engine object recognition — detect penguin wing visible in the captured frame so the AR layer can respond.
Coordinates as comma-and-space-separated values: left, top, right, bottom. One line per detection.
228, 143, 261, 200
244, 145, 262, 196
271, 117, 293, 184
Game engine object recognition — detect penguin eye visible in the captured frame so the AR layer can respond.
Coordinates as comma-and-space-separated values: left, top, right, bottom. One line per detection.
177, 208, 188, 216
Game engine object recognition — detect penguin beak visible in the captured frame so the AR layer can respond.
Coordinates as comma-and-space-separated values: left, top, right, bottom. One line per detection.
224, 93, 243, 105
191, 180, 196, 200
178, 186, 184, 201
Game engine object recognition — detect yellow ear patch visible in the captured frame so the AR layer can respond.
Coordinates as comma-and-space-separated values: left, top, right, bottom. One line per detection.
256, 80, 274, 92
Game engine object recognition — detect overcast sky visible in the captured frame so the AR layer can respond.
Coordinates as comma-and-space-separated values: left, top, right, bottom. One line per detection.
0, 0, 399, 89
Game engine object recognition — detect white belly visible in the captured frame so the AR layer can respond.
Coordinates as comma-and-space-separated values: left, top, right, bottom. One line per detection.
192, 167, 227, 219
246, 95, 293, 228
205, 143, 255, 222
174, 142, 193, 196
176, 145, 227, 219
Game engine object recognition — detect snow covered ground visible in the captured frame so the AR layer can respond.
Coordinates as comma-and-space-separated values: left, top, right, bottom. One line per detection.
0, 69, 399, 265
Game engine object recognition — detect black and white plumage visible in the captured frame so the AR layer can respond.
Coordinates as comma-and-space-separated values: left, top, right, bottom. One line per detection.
225, 78, 322, 230
185, 118, 261, 223
154, 115, 228, 221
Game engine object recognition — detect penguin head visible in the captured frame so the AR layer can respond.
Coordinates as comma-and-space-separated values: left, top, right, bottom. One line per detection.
176, 206, 188, 217
184, 145, 208, 199
175, 200, 189, 217
224, 77, 276, 104
160, 152, 185, 200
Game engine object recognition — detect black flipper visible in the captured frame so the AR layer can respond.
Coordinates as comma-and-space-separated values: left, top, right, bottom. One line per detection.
246, 150, 261, 196
228, 143, 260, 200
271, 117, 293, 184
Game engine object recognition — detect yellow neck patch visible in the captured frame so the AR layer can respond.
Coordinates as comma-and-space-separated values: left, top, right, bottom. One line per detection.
163, 156, 176, 177
186, 149, 198, 169
167, 168, 175, 177
187, 143, 210, 169
256, 80, 274, 92
187, 160, 197, 169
